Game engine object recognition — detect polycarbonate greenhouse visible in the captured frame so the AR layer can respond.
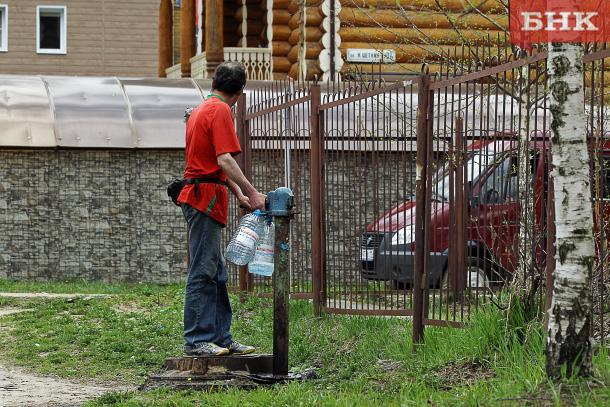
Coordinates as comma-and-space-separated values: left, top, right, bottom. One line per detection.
0, 75, 244, 149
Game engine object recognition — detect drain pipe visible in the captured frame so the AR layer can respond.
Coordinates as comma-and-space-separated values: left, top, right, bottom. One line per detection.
267, 187, 295, 377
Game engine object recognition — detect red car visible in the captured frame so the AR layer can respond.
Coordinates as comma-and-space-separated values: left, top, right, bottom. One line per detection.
361, 135, 573, 289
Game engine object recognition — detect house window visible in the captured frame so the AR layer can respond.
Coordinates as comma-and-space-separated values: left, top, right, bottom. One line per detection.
36, 6, 66, 54
0, 5, 7, 52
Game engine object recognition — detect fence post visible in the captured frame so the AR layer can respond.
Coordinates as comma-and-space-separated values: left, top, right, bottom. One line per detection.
236, 94, 253, 301
268, 187, 295, 377
422, 73, 434, 319
413, 69, 430, 345
545, 150, 555, 330
455, 116, 467, 294
310, 82, 324, 316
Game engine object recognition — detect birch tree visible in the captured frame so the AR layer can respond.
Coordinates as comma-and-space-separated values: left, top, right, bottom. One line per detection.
546, 42, 595, 378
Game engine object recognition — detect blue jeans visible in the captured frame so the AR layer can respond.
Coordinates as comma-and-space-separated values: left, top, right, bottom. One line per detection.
181, 203, 232, 351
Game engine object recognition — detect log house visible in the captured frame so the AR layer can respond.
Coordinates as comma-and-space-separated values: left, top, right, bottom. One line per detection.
160, 0, 508, 81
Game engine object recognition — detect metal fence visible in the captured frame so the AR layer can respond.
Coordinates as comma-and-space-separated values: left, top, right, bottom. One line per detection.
585, 44, 610, 345
223, 80, 317, 299
227, 41, 610, 344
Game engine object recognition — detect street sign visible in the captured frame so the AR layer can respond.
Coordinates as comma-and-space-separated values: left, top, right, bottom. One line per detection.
346, 49, 396, 63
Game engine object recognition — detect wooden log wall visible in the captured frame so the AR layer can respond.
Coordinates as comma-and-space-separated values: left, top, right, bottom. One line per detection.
267, 0, 297, 78
224, 0, 240, 47
237, 0, 510, 79
337, 0, 508, 74
263, 0, 507, 80
287, 5, 323, 79
340, 0, 504, 13
266, 0, 324, 79
237, 0, 267, 47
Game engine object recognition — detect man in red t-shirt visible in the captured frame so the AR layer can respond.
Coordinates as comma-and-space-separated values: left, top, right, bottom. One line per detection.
178, 62, 267, 357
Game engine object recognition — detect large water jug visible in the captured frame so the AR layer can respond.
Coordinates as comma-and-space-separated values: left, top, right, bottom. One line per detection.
248, 220, 275, 276
225, 213, 265, 265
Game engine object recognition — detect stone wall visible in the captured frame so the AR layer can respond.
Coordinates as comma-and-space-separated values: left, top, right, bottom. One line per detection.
0, 148, 420, 285
0, 149, 188, 283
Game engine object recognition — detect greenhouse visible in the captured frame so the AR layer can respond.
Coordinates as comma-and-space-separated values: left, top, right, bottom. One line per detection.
0, 75, 270, 149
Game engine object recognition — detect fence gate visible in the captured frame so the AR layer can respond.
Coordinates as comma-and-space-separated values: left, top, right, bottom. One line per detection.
228, 79, 316, 299
420, 44, 551, 334
316, 76, 421, 317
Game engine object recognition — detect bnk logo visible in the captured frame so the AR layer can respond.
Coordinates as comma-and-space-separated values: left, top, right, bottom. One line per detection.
521, 12, 598, 31
510, 0, 610, 46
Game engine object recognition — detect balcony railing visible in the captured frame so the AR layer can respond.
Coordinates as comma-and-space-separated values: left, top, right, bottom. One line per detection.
165, 64, 182, 79
166, 47, 273, 81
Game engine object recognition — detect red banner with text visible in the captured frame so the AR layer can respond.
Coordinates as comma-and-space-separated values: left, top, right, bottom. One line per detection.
510, 0, 610, 47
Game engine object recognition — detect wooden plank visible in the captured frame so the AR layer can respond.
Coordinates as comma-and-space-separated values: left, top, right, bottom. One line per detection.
0, 0, 158, 77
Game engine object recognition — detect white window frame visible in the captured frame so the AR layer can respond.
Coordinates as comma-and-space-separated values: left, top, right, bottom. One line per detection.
36, 5, 67, 54
0, 5, 8, 52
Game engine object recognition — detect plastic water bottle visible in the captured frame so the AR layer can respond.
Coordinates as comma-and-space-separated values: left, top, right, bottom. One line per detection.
225, 213, 265, 265
248, 221, 275, 276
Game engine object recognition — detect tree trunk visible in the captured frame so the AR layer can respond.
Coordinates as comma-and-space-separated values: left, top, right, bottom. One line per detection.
546, 42, 595, 379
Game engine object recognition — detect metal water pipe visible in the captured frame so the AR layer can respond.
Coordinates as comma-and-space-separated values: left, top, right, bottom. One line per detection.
266, 187, 295, 376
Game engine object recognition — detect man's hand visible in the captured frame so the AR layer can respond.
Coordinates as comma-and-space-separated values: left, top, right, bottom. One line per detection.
248, 192, 267, 212
237, 195, 251, 210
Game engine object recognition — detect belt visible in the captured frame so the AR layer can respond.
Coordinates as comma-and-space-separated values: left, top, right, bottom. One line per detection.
185, 177, 227, 198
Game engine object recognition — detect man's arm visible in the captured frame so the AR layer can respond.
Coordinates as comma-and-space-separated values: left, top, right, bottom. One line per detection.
225, 177, 250, 209
217, 152, 267, 211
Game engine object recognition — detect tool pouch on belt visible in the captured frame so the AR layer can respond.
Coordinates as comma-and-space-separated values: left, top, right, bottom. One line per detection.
167, 177, 227, 206
167, 178, 187, 206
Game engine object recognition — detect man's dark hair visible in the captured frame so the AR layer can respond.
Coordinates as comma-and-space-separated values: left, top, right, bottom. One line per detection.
211, 62, 247, 95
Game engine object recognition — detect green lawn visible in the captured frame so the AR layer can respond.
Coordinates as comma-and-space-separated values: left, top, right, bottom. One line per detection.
0, 278, 609, 406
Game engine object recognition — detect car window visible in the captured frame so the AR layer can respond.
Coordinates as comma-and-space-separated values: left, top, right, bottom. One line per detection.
433, 151, 493, 202
477, 150, 540, 205
476, 154, 511, 205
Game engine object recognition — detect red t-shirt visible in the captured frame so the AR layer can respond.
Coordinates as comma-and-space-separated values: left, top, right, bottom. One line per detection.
177, 96, 241, 226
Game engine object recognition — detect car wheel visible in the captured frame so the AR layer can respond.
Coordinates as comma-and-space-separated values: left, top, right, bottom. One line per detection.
441, 257, 497, 289
466, 257, 490, 288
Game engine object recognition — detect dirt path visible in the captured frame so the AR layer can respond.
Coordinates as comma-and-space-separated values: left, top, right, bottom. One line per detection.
0, 365, 127, 407
0, 293, 132, 407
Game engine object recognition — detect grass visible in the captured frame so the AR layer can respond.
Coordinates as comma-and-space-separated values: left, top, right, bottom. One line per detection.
0, 279, 609, 406
0, 277, 172, 295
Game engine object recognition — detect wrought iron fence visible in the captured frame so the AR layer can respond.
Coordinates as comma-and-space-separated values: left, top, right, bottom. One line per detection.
224, 78, 316, 299
228, 41, 610, 344
585, 43, 610, 345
